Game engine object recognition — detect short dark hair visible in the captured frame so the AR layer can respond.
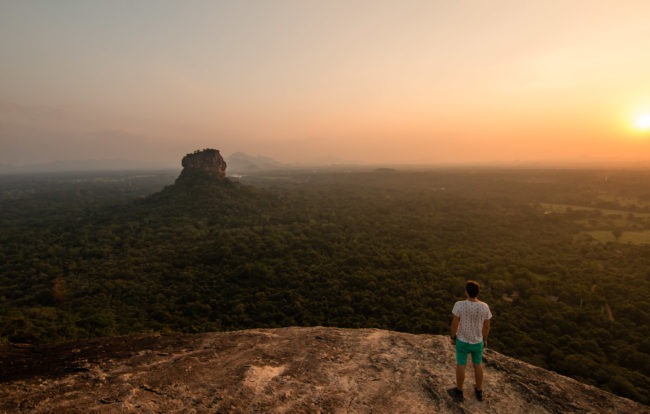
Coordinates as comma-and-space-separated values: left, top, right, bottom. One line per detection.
466, 280, 480, 298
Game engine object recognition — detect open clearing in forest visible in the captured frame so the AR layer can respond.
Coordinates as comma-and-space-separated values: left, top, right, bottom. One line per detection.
595, 194, 650, 209
584, 230, 650, 245
540, 203, 650, 218
542, 203, 650, 244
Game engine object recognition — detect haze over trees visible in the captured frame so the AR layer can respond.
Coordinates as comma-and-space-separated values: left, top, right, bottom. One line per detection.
1, 167, 649, 404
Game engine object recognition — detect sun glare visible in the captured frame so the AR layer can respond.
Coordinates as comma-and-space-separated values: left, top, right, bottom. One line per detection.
635, 114, 650, 131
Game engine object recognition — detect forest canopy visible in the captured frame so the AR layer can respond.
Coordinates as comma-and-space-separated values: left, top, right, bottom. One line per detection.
1, 168, 649, 403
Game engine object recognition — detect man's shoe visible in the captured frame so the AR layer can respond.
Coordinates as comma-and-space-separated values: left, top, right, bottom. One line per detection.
447, 387, 464, 402
475, 387, 483, 401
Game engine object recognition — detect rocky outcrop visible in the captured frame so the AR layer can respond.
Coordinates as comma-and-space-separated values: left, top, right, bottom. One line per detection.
0, 327, 646, 413
181, 149, 227, 177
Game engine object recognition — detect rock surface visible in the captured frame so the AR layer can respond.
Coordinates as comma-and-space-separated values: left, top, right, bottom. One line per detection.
0, 327, 647, 413
181, 149, 227, 177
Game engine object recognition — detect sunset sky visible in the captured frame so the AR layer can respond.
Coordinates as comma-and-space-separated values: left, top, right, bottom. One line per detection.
2, 0, 650, 166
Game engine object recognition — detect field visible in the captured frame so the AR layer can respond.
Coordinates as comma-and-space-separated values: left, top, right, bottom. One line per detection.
541, 203, 650, 244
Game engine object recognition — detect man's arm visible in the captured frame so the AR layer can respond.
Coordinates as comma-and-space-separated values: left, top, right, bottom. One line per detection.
482, 319, 491, 347
450, 315, 460, 344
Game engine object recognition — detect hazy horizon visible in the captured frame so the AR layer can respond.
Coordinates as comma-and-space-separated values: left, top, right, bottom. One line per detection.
2, 1, 650, 167
4, 151, 650, 174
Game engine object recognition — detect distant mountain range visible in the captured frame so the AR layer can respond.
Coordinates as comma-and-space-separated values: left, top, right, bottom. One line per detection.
226, 152, 286, 174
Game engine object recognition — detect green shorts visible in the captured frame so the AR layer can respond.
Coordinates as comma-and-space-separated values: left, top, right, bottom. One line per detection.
455, 338, 484, 365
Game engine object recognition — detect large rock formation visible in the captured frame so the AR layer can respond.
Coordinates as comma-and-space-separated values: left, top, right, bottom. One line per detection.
180, 149, 227, 177
1, 327, 646, 413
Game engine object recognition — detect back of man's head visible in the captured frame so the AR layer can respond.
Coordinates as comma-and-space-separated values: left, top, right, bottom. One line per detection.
466, 280, 480, 298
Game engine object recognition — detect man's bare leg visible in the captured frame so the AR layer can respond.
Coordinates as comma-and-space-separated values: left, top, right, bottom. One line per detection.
473, 363, 483, 390
456, 364, 466, 390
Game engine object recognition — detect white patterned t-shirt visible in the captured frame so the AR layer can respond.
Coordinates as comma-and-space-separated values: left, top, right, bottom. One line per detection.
452, 300, 492, 344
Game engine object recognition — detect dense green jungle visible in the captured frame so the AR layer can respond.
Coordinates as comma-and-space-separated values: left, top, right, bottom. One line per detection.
1, 168, 650, 403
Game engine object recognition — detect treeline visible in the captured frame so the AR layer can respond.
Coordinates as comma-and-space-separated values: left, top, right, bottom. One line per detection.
0, 169, 649, 403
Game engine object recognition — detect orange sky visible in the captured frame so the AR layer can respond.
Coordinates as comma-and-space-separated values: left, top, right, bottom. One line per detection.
1, 1, 650, 166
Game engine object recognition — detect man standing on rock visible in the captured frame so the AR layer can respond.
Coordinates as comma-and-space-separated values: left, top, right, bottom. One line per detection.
449, 280, 492, 402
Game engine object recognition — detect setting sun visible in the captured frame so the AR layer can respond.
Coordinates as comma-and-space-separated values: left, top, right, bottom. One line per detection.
636, 115, 650, 131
